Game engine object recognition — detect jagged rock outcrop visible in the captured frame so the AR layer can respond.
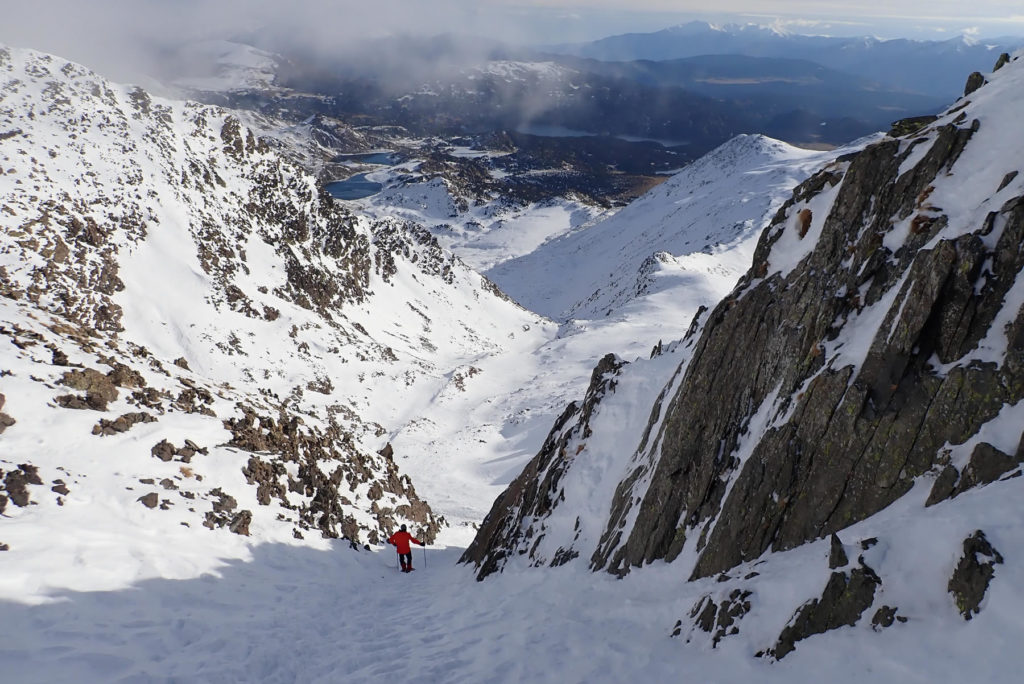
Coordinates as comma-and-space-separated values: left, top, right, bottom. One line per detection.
592, 108, 1024, 580
769, 561, 881, 659
459, 354, 626, 578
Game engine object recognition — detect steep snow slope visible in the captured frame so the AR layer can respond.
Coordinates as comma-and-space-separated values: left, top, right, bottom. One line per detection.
374, 135, 857, 540
487, 134, 831, 320
463, 50, 1024, 672
0, 45, 549, 600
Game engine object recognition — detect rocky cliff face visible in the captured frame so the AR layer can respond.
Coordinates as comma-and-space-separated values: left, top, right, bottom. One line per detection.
462, 53, 1023, 655
0, 45, 542, 558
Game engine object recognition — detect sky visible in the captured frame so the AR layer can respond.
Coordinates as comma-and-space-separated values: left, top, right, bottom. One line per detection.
1, 0, 1022, 85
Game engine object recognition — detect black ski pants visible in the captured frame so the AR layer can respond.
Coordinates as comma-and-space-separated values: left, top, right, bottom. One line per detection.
399, 552, 412, 570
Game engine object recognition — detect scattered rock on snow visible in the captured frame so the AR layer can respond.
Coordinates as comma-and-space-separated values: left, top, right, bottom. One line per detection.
151, 439, 175, 462
0, 392, 14, 434
151, 438, 206, 463
138, 492, 159, 509
684, 589, 753, 646
871, 605, 907, 631
228, 510, 252, 536
92, 411, 156, 435
948, 530, 1004, 620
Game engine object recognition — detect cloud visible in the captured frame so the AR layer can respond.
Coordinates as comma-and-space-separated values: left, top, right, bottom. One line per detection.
0, 1, 535, 84
3, 0, 1021, 87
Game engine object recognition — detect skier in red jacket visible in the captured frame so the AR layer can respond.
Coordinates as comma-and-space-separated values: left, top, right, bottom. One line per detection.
387, 524, 425, 572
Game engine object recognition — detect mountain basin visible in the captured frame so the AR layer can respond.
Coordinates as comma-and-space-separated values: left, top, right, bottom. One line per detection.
325, 173, 383, 200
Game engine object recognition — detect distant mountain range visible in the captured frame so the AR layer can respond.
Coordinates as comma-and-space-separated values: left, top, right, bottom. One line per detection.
548, 21, 1023, 99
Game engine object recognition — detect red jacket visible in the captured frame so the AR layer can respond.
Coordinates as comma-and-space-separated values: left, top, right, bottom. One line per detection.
387, 530, 421, 554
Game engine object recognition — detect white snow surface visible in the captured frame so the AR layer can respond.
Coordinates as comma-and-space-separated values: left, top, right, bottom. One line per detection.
2, 44, 1024, 683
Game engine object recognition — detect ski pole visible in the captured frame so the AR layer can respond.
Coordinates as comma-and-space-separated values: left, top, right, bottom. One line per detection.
423, 543, 427, 569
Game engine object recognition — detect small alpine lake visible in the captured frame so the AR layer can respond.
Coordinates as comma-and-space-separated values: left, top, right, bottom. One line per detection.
325, 174, 383, 200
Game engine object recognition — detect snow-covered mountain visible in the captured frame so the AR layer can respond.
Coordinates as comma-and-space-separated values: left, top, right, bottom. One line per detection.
0, 44, 552, 598
463, 50, 1024, 672
4, 35, 1023, 683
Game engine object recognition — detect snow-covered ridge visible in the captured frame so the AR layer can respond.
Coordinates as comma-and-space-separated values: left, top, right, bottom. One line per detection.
488, 133, 849, 322
0, 44, 548, 602
463, 49, 1024, 672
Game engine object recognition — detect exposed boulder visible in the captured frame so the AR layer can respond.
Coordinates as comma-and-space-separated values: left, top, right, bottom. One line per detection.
964, 71, 986, 96
2, 464, 43, 508
871, 605, 907, 631
138, 492, 159, 509
948, 530, 1004, 620
151, 438, 207, 463
151, 439, 175, 462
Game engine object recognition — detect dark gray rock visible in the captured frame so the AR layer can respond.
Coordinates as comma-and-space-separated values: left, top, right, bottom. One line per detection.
772, 563, 880, 659
138, 492, 159, 509
964, 71, 986, 96
948, 530, 1003, 619
3, 464, 42, 507
889, 115, 937, 137
586, 121, 1024, 580
828, 533, 848, 569
998, 171, 1018, 193
927, 442, 1023, 506
994, 53, 1011, 72
689, 589, 753, 647
870, 605, 907, 630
